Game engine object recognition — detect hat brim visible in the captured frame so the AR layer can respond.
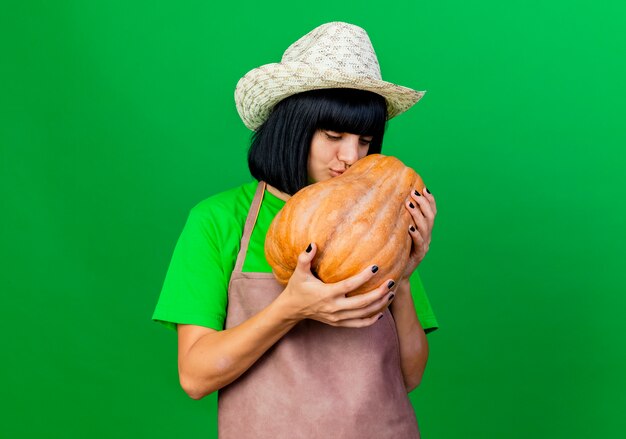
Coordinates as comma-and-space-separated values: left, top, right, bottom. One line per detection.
235, 61, 426, 131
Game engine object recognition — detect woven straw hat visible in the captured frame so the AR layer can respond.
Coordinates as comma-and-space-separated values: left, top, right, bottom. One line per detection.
234, 21, 426, 131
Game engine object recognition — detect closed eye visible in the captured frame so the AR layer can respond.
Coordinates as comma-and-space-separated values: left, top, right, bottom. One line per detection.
325, 132, 373, 146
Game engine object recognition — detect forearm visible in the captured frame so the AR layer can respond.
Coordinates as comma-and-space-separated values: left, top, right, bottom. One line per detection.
390, 278, 429, 393
180, 294, 298, 399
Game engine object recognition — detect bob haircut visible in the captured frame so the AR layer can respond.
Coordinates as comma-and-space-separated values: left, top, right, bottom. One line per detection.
248, 87, 388, 195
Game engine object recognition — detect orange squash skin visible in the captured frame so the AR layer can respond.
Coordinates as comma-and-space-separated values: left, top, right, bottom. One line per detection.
264, 154, 426, 297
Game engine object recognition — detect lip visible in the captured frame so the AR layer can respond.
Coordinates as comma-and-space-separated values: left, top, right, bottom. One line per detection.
329, 169, 345, 177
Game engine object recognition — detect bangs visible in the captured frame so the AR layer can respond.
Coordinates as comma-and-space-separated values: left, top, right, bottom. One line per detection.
312, 88, 388, 137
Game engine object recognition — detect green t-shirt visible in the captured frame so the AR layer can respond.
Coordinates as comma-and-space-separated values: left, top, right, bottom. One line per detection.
152, 180, 439, 333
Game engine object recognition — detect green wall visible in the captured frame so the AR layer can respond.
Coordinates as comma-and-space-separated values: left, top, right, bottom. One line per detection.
2, 0, 625, 437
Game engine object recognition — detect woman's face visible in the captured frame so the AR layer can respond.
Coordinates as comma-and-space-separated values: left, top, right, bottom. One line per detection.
307, 129, 373, 183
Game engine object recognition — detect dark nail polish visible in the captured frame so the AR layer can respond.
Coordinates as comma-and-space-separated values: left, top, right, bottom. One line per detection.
425, 188, 431, 195
387, 280, 395, 289
410, 225, 416, 232
371, 265, 379, 273
414, 190, 421, 197
378, 314, 383, 320
409, 202, 415, 209
388, 294, 395, 302
306, 243, 312, 253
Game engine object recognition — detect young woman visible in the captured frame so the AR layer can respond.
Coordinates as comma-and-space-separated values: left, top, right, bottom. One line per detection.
153, 22, 439, 438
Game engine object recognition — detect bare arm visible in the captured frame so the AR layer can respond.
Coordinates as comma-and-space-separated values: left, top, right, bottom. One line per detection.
177, 296, 298, 400
177, 243, 395, 400
390, 278, 429, 393
392, 186, 437, 392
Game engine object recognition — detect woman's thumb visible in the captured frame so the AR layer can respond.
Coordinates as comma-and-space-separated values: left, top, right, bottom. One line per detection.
296, 242, 316, 272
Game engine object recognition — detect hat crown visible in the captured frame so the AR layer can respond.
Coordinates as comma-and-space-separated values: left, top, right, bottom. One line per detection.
281, 22, 382, 80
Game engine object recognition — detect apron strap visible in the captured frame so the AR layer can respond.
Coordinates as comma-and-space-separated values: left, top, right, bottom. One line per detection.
233, 180, 266, 273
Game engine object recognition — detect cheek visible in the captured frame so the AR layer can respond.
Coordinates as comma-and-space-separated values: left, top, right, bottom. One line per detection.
310, 142, 333, 165
307, 146, 323, 178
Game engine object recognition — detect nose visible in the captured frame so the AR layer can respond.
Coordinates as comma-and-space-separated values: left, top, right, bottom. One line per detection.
337, 134, 362, 167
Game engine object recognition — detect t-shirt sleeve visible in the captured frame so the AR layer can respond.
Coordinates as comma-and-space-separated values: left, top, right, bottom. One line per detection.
409, 270, 439, 334
151, 207, 229, 332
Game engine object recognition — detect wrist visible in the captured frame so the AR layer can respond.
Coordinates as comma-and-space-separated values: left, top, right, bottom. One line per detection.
273, 287, 305, 326
398, 276, 411, 292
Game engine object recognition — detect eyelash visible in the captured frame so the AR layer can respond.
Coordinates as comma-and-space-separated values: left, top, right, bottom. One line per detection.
325, 133, 372, 146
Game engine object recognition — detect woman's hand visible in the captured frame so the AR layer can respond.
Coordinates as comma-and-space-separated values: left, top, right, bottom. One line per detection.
278, 243, 396, 328
401, 187, 437, 281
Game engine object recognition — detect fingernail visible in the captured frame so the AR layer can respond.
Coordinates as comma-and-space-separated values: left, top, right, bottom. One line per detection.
410, 225, 416, 232
387, 280, 395, 289
306, 243, 312, 253
414, 190, 421, 197
425, 188, 431, 195
409, 202, 415, 209
371, 265, 379, 273
388, 294, 395, 302
378, 314, 384, 320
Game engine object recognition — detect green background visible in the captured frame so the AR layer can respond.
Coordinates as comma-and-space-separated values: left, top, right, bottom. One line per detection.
2, 0, 625, 437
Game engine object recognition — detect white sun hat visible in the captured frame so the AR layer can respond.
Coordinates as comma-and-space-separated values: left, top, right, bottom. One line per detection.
234, 21, 427, 131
